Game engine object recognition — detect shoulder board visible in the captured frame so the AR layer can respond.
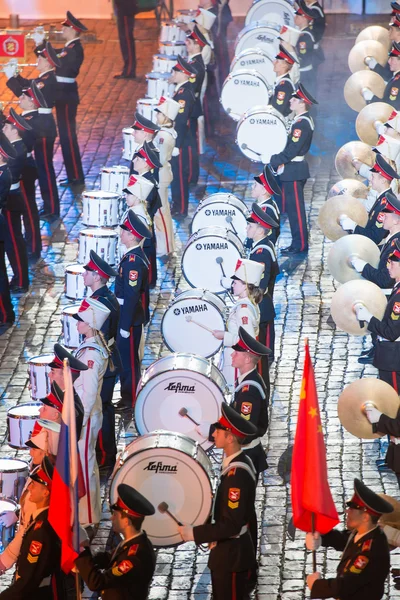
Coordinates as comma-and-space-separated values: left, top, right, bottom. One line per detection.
128, 543, 139, 556
361, 538, 372, 552
34, 520, 43, 530
234, 380, 266, 399
222, 459, 257, 482
76, 342, 108, 359
303, 29, 315, 42
250, 243, 277, 261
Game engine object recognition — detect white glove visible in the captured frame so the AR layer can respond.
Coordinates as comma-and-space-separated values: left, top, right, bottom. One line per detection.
261, 152, 270, 164
0, 511, 17, 528
361, 87, 373, 101
364, 405, 382, 424
305, 532, 321, 551
220, 276, 233, 290
354, 303, 373, 323
31, 31, 46, 46
3, 64, 17, 80
78, 524, 90, 546
171, 147, 180, 157
351, 256, 367, 272
119, 329, 130, 338
364, 56, 377, 69
339, 214, 356, 232
376, 122, 387, 136
195, 422, 212, 439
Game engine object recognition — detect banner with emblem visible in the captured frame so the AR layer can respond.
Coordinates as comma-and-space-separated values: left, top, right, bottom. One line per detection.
0, 30, 26, 61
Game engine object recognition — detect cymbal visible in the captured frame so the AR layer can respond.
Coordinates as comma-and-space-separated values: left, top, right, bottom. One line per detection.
327, 179, 369, 200
335, 141, 375, 180
318, 196, 368, 241
379, 494, 400, 530
330, 279, 387, 335
356, 102, 395, 145
337, 378, 399, 439
348, 40, 387, 74
356, 26, 391, 53
327, 234, 380, 283
344, 71, 386, 112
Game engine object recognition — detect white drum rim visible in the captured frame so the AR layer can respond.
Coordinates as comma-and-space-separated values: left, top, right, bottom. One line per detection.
28, 354, 54, 366
146, 71, 173, 80
79, 228, 118, 238
245, 0, 295, 26
0, 457, 29, 472
220, 69, 271, 121
0, 498, 17, 509
62, 304, 81, 315
65, 263, 86, 274
7, 402, 41, 418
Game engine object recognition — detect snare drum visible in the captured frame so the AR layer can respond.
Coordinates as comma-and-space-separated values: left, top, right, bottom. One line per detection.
100, 165, 130, 194
192, 194, 248, 240
235, 21, 281, 57
136, 97, 159, 123
7, 403, 41, 449
230, 48, 275, 88
160, 21, 187, 43
28, 354, 54, 400
220, 70, 271, 121
245, 0, 295, 27
182, 227, 244, 294
152, 53, 178, 73
146, 72, 175, 99
0, 498, 18, 549
110, 430, 214, 546
159, 41, 187, 57
236, 105, 287, 163
0, 458, 29, 499
162, 290, 226, 358
65, 264, 90, 301
62, 305, 83, 349
78, 228, 118, 266
82, 190, 121, 228
122, 127, 138, 161
175, 9, 198, 24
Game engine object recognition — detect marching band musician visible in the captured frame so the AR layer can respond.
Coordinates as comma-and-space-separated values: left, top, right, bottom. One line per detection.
363, 42, 400, 109
217, 258, 264, 391
48, 342, 88, 389
0, 133, 16, 329
294, 1, 316, 96
153, 97, 180, 259
246, 204, 280, 369
130, 112, 160, 161
115, 210, 151, 413
178, 403, 258, 600
250, 165, 281, 244
306, 0, 326, 72
340, 153, 400, 244
71, 298, 112, 531
364, 16, 400, 81
113, 0, 137, 80
82, 251, 121, 473
392, 1, 400, 22
270, 44, 299, 118
270, 84, 318, 255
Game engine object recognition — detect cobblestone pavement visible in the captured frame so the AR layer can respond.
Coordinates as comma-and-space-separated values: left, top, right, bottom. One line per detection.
0, 12, 398, 600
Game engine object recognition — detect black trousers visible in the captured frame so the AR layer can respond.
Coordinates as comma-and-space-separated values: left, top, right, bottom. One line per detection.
116, 324, 142, 409
4, 193, 29, 288
21, 167, 42, 258
203, 68, 220, 138
35, 136, 60, 215
56, 101, 84, 183
143, 233, 157, 289
188, 118, 200, 185
259, 320, 275, 366
214, 31, 231, 91
282, 179, 308, 251
211, 569, 252, 600
116, 12, 136, 77
379, 369, 400, 393
0, 216, 14, 323
96, 375, 117, 466
171, 147, 190, 216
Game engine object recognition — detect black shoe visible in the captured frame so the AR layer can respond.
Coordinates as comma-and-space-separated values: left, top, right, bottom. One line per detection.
59, 178, 85, 187
10, 286, 28, 294
0, 321, 13, 334
281, 245, 307, 255
113, 73, 136, 79
360, 346, 375, 358
39, 210, 60, 222
358, 354, 374, 365
113, 401, 132, 413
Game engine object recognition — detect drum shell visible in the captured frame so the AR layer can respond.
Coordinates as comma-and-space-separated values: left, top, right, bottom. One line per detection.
82, 191, 121, 228
146, 72, 176, 99
136, 97, 159, 123
110, 430, 214, 547
220, 69, 271, 121
7, 403, 41, 449
78, 228, 118, 266
235, 22, 281, 57
100, 165, 130, 194
160, 21, 187, 43
231, 48, 276, 88
191, 195, 248, 240
0, 458, 29, 499
0, 498, 18, 548
65, 264, 92, 301
28, 354, 54, 400
161, 290, 226, 358
245, 0, 295, 27
62, 305, 84, 349
176, 9, 198, 24
236, 105, 287, 163
122, 127, 139, 161
159, 41, 187, 57
152, 53, 178, 73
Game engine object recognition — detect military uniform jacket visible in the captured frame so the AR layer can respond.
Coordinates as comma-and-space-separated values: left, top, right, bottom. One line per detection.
172, 81, 196, 149
193, 452, 257, 572
373, 405, 400, 471
249, 236, 279, 322
75, 531, 156, 600
0, 508, 63, 600
55, 38, 84, 104
114, 0, 139, 16
311, 526, 390, 600
22, 109, 57, 140
257, 198, 280, 244
0, 165, 11, 211
296, 27, 314, 72
91, 285, 122, 377
224, 298, 259, 347
368, 281, 400, 372
353, 190, 390, 245
308, 2, 326, 44
361, 231, 400, 289
373, 61, 391, 83
7, 69, 58, 108
189, 53, 205, 120
74, 338, 108, 423
154, 126, 177, 185
270, 74, 295, 117
114, 245, 149, 331
370, 70, 400, 109
270, 112, 313, 181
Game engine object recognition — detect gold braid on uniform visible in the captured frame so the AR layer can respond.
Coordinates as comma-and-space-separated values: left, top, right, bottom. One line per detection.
96, 330, 115, 372
141, 200, 153, 227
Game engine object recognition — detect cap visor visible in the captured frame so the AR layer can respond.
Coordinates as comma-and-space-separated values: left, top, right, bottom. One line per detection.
71, 313, 83, 322
26, 439, 39, 449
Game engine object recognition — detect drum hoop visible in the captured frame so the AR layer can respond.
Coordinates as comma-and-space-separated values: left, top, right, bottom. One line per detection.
28, 355, 54, 366
195, 198, 248, 217
237, 104, 286, 128
8, 402, 41, 418
80, 230, 117, 238
140, 361, 224, 388
0, 498, 18, 508
170, 289, 227, 311
0, 458, 29, 473
83, 192, 119, 200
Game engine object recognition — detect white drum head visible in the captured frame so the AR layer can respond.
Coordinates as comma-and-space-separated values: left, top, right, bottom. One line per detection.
8, 403, 41, 417
192, 199, 248, 241
245, 0, 295, 27
0, 458, 29, 472
235, 22, 281, 57
220, 70, 270, 121
231, 49, 276, 88
236, 106, 287, 162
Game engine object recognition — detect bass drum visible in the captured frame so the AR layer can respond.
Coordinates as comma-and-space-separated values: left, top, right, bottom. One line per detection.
230, 48, 275, 88
110, 431, 214, 547
135, 354, 227, 451
245, 0, 295, 27
161, 290, 226, 358
191, 194, 248, 240
234, 22, 281, 58
220, 69, 271, 121
182, 226, 244, 294
236, 105, 287, 163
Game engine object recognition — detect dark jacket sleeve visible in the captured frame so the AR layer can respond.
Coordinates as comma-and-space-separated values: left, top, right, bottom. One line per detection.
76, 547, 143, 592
119, 259, 145, 331
270, 120, 310, 168
361, 262, 394, 289
368, 312, 400, 341
321, 529, 350, 551
353, 223, 388, 245
374, 408, 400, 437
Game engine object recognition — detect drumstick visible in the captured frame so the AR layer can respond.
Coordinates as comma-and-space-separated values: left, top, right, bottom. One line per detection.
158, 502, 182, 526
185, 315, 214, 333
225, 215, 238, 236
241, 143, 262, 158
178, 407, 200, 426
215, 256, 226, 276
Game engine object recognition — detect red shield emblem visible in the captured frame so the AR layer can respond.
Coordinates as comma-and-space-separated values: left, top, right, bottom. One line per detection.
129, 271, 138, 281
241, 402, 252, 415
29, 541, 43, 556
277, 91, 285, 100
393, 302, 400, 314
117, 560, 133, 574
228, 488, 240, 502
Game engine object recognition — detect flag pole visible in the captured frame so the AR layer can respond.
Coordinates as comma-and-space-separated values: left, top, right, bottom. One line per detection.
311, 513, 317, 572
75, 570, 82, 600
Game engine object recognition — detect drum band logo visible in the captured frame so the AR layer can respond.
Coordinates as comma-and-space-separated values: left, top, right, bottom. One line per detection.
164, 382, 196, 393
143, 461, 178, 473
174, 304, 209, 316
249, 118, 277, 126
205, 209, 236, 217
195, 242, 229, 250
234, 78, 260, 87
240, 59, 265, 67
256, 35, 274, 43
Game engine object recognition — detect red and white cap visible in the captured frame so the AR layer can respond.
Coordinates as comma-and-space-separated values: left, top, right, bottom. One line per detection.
231, 258, 264, 286
194, 8, 217, 31
155, 96, 180, 121
123, 174, 154, 201
72, 297, 111, 330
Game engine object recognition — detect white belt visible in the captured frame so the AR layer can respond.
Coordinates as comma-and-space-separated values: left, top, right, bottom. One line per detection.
377, 336, 400, 341
26, 152, 32, 158
291, 156, 305, 162
391, 436, 400, 445
300, 65, 313, 72
313, 43, 319, 49
56, 76, 76, 83
383, 289, 392, 296
117, 298, 124, 306
38, 107, 52, 114
242, 437, 261, 450
230, 524, 249, 539
10, 182, 20, 190
39, 576, 51, 587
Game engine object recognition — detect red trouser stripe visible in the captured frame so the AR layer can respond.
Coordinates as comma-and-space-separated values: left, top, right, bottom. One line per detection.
0, 297, 6, 322
266, 324, 271, 347
5, 211, 23, 286
84, 418, 92, 523
20, 181, 37, 254
392, 372, 399, 393
293, 181, 305, 250
158, 208, 170, 253
130, 329, 137, 408
42, 137, 56, 214
65, 104, 79, 180
232, 572, 237, 600
178, 151, 185, 214
97, 429, 106, 466
124, 16, 132, 75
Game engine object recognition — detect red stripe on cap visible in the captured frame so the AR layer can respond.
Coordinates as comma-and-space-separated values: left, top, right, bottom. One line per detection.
78, 298, 91, 313
138, 147, 156, 168
296, 7, 313, 19
391, 248, 400, 259
122, 217, 144, 239
190, 30, 206, 47
389, 110, 398, 120
235, 259, 242, 271
35, 466, 52, 490
6, 114, 25, 131
0, 147, 10, 159
387, 197, 400, 215
296, 88, 313, 105
276, 50, 295, 65
158, 96, 167, 105
174, 62, 193, 76
132, 120, 156, 134
62, 17, 85, 32
24, 88, 41, 108
116, 496, 143, 517
251, 210, 272, 229
46, 392, 63, 412
259, 172, 274, 195
41, 47, 57, 67
52, 354, 82, 373
218, 414, 247, 439
377, 135, 386, 145
86, 259, 110, 280
350, 493, 383, 517
237, 338, 262, 356
391, 46, 400, 56
374, 162, 394, 181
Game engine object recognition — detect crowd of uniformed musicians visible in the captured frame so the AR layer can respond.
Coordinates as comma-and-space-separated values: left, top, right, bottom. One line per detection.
3, 0, 400, 598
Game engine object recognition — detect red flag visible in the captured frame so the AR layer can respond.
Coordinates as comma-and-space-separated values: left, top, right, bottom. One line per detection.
291, 340, 339, 534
